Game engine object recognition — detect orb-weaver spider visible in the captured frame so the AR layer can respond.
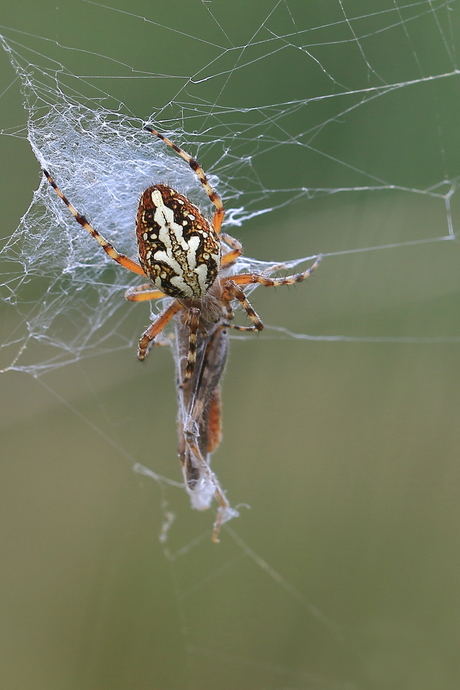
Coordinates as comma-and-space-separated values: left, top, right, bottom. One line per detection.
43, 128, 321, 540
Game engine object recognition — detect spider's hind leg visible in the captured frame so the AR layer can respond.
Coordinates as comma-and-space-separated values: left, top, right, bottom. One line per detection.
43, 170, 146, 277
144, 127, 225, 233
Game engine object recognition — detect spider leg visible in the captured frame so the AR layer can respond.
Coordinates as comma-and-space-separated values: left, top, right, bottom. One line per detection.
125, 284, 165, 302
224, 323, 261, 332
144, 127, 225, 233
181, 307, 201, 386
225, 300, 234, 321
220, 232, 243, 266
222, 279, 264, 332
230, 255, 322, 288
138, 300, 183, 360
43, 170, 146, 277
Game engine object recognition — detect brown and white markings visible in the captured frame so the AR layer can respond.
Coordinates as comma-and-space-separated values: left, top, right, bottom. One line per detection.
43, 127, 321, 541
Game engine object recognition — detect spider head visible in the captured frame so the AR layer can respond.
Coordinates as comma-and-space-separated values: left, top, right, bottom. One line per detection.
136, 184, 221, 299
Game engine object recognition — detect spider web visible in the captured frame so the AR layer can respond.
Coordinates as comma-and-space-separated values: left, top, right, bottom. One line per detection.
1, 0, 459, 374
1, 1, 460, 688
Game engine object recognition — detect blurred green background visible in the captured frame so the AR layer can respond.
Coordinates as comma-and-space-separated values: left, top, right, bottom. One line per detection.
1, 1, 460, 689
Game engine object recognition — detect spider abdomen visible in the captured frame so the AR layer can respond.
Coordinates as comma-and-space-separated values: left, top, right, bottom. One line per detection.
136, 184, 221, 299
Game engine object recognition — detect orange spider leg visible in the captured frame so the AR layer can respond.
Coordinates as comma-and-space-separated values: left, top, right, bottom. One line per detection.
220, 232, 243, 266
43, 170, 146, 277
222, 279, 264, 332
125, 284, 165, 302
229, 256, 322, 288
144, 127, 225, 233
138, 300, 183, 360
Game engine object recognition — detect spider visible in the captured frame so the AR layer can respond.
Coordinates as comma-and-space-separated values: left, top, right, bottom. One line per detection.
43, 127, 321, 384
44, 128, 321, 540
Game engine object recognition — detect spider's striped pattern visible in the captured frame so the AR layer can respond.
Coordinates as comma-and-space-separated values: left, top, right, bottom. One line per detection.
43, 128, 321, 540
136, 184, 221, 299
